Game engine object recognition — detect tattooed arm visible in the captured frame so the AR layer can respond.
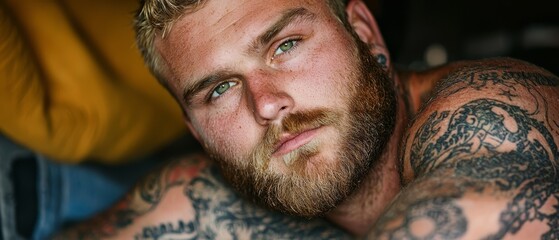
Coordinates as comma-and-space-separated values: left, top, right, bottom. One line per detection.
54, 153, 350, 240
370, 58, 559, 239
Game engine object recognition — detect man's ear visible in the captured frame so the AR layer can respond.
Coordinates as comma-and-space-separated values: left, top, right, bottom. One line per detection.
346, 0, 390, 69
346, 0, 382, 46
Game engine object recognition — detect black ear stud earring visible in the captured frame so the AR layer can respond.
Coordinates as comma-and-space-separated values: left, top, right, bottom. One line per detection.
375, 54, 387, 68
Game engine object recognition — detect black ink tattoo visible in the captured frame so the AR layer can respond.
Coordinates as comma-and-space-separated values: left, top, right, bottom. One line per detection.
135, 220, 195, 240
498, 89, 517, 101
435, 65, 558, 97
383, 61, 559, 239
56, 155, 350, 239
177, 166, 351, 239
408, 98, 559, 239
434, 62, 559, 137
384, 197, 467, 240
138, 172, 164, 204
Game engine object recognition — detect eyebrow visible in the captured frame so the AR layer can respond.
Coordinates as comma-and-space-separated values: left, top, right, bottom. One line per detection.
249, 7, 316, 54
182, 69, 238, 104
182, 8, 316, 105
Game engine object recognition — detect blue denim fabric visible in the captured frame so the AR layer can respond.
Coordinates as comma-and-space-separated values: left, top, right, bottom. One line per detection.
0, 135, 161, 239
0, 135, 32, 240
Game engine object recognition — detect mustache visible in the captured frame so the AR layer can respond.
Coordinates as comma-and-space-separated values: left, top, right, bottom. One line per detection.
253, 109, 341, 169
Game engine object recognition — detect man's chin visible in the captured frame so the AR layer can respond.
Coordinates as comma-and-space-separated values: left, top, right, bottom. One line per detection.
257, 169, 354, 217
247, 155, 355, 217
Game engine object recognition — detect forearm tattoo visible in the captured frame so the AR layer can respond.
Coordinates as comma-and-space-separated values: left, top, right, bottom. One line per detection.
161, 167, 349, 240
55, 156, 206, 239
374, 60, 559, 239
56, 155, 350, 240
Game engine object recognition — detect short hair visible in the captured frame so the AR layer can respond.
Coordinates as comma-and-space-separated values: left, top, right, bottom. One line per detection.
134, 0, 349, 88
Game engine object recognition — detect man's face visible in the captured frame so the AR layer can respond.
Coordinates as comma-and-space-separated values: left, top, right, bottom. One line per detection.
156, 0, 396, 216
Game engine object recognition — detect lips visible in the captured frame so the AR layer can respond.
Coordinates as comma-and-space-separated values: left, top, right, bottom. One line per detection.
272, 127, 321, 157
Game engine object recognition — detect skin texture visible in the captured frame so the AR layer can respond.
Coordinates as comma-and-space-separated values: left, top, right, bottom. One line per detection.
55, 0, 559, 239
375, 58, 559, 240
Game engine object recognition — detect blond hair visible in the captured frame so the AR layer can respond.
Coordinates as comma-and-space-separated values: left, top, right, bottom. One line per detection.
134, 0, 348, 88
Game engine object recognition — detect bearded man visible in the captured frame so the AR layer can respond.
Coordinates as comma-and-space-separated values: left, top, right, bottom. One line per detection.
56, 0, 559, 239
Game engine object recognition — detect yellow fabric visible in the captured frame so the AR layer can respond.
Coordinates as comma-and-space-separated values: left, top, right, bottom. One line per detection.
0, 0, 186, 164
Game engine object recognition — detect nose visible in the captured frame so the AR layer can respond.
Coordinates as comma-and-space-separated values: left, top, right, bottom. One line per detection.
248, 82, 294, 125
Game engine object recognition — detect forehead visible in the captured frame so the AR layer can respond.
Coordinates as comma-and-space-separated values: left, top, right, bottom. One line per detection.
155, 0, 337, 87
168, 0, 332, 43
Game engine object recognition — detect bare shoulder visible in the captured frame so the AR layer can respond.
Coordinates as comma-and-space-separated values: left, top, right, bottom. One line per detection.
55, 153, 350, 239
402, 57, 559, 181
370, 58, 559, 239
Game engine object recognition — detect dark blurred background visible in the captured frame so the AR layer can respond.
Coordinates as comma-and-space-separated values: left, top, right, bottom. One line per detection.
367, 0, 559, 74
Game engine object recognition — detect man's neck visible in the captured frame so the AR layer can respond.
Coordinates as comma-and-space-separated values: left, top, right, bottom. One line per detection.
325, 72, 410, 237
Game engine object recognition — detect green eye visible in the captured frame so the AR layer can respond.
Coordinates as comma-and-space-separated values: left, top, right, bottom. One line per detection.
211, 81, 237, 99
274, 39, 298, 56
280, 41, 294, 51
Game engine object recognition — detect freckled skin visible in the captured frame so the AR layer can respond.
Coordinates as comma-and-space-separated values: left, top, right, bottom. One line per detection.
160, 0, 361, 167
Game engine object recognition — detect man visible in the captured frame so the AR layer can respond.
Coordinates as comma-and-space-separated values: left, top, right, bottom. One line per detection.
57, 0, 559, 239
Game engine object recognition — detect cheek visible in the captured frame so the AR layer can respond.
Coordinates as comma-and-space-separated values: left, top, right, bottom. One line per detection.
300, 31, 356, 100
195, 108, 258, 158
289, 48, 356, 108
